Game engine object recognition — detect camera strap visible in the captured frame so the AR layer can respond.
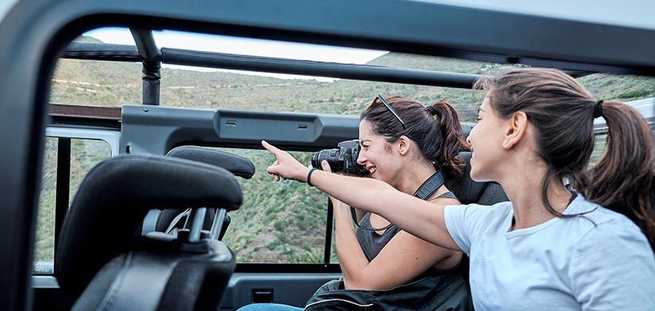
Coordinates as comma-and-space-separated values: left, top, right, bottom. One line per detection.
413, 170, 445, 200
351, 170, 445, 230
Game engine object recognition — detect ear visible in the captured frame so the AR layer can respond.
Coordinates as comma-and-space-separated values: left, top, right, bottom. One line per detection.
397, 135, 411, 156
502, 111, 528, 149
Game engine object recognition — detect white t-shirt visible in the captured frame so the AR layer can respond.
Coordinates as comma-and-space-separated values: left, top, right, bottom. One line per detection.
444, 195, 655, 311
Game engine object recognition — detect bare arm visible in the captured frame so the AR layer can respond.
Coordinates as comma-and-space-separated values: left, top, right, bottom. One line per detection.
262, 140, 461, 251
333, 197, 461, 290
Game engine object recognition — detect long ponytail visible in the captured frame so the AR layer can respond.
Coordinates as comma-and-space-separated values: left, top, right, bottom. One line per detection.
426, 100, 470, 177
583, 101, 655, 247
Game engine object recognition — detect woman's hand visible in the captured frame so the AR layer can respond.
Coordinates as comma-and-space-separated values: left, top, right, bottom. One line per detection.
319, 160, 347, 207
262, 140, 310, 182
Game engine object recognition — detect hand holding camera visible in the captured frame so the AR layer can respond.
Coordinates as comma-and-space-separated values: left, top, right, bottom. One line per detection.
263, 139, 368, 186
311, 139, 368, 176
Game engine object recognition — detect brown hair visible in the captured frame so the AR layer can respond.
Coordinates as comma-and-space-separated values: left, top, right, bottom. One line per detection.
360, 96, 470, 178
475, 68, 655, 246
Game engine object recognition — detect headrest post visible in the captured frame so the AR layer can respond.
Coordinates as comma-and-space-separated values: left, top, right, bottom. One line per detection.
188, 207, 207, 242
209, 208, 228, 240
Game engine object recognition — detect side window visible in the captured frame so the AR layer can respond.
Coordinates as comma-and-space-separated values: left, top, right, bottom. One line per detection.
33, 137, 112, 274
34, 138, 58, 274
219, 148, 328, 264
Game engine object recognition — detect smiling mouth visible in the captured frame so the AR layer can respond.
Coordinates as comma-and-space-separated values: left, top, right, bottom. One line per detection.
368, 167, 376, 175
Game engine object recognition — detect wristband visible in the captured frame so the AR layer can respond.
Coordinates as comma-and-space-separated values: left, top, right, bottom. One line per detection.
307, 168, 317, 187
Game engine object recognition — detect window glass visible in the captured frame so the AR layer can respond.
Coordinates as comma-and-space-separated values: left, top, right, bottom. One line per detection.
153, 31, 488, 116
215, 148, 328, 263
579, 73, 655, 102
50, 59, 142, 107
69, 139, 112, 202
581, 74, 655, 166
33, 138, 58, 274
33, 138, 112, 274
52, 28, 140, 107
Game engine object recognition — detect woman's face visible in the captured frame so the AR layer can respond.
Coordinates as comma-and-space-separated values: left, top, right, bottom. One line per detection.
467, 96, 508, 182
356, 119, 402, 183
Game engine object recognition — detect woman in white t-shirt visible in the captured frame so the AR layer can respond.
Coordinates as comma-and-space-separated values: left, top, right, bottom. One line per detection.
262, 68, 655, 310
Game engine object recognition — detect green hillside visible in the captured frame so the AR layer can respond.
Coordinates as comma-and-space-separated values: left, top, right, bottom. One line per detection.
35, 40, 655, 266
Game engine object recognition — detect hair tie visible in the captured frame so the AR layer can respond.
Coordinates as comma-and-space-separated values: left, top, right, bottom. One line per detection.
593, 100, 604, 118
425, 106, 437, 116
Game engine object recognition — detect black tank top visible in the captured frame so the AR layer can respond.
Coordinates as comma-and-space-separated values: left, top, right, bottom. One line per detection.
355, 191, 456, 261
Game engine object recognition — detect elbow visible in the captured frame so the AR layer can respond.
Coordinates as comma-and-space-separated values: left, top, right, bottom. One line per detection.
343, 274, 389, 291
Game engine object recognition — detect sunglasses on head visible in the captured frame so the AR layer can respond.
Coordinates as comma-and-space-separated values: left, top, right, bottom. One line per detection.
376, 94, 406, 129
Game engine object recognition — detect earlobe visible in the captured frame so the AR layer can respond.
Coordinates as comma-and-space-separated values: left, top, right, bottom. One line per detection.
501, 112, 528, 149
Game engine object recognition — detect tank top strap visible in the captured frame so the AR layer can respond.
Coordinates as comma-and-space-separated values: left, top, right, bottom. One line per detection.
435, 191, 456, 200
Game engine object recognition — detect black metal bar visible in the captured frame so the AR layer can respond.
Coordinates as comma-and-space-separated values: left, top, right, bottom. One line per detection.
130, 29, 161, 105
130, 29, 159, 60
162, 48, 479, 88
61, 43, 598, 87
53, 138, 71, 263
61, 42, 140, 62
323, 198, 334, 265
62, 42, 480, 88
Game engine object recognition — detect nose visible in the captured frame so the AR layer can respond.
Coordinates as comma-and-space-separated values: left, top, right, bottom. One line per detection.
466, 134, 472, 145
357, 150, 367, 165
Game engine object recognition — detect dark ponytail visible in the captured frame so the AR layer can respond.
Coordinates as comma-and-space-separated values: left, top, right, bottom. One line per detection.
583, 100, 655, 246
361, 96, 469, 178
426, 100, 470, 177
475, 68, 655, 247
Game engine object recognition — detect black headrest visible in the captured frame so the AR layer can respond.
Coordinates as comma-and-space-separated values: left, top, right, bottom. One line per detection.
167, 146, 256, 179
55, 155, 242, 297
444, 152, 508, 205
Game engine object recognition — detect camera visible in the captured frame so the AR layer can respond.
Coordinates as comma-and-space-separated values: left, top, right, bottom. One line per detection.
311, 139, 368, 176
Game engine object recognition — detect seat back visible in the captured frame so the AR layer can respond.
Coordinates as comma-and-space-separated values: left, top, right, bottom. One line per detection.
56, 155, 242, 310
444, 151, 508, 205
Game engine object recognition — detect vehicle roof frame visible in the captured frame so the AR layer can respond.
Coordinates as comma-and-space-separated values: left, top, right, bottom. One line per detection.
63, 42, 483, 89
129, 28, 161, 105
1, 0, 655, 310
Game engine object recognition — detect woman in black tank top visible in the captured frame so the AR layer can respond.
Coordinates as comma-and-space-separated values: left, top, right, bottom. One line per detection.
239, 96, 471, 311
309, 96, 470, 311
316, 96, 471, 310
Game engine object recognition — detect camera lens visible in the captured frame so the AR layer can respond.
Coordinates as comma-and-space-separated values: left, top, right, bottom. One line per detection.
311, 149, 344, 171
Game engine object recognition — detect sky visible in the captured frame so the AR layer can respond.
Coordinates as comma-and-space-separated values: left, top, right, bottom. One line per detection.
84, 28, 387, 81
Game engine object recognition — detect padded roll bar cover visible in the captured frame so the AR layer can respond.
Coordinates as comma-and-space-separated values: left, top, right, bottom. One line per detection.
444, 152, 508, 205
55, 155, 242, 297
167, 146, 256, 179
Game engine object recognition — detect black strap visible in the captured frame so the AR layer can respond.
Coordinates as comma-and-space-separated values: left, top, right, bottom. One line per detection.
352, 170, 446, 231
414, 170, 445, 200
